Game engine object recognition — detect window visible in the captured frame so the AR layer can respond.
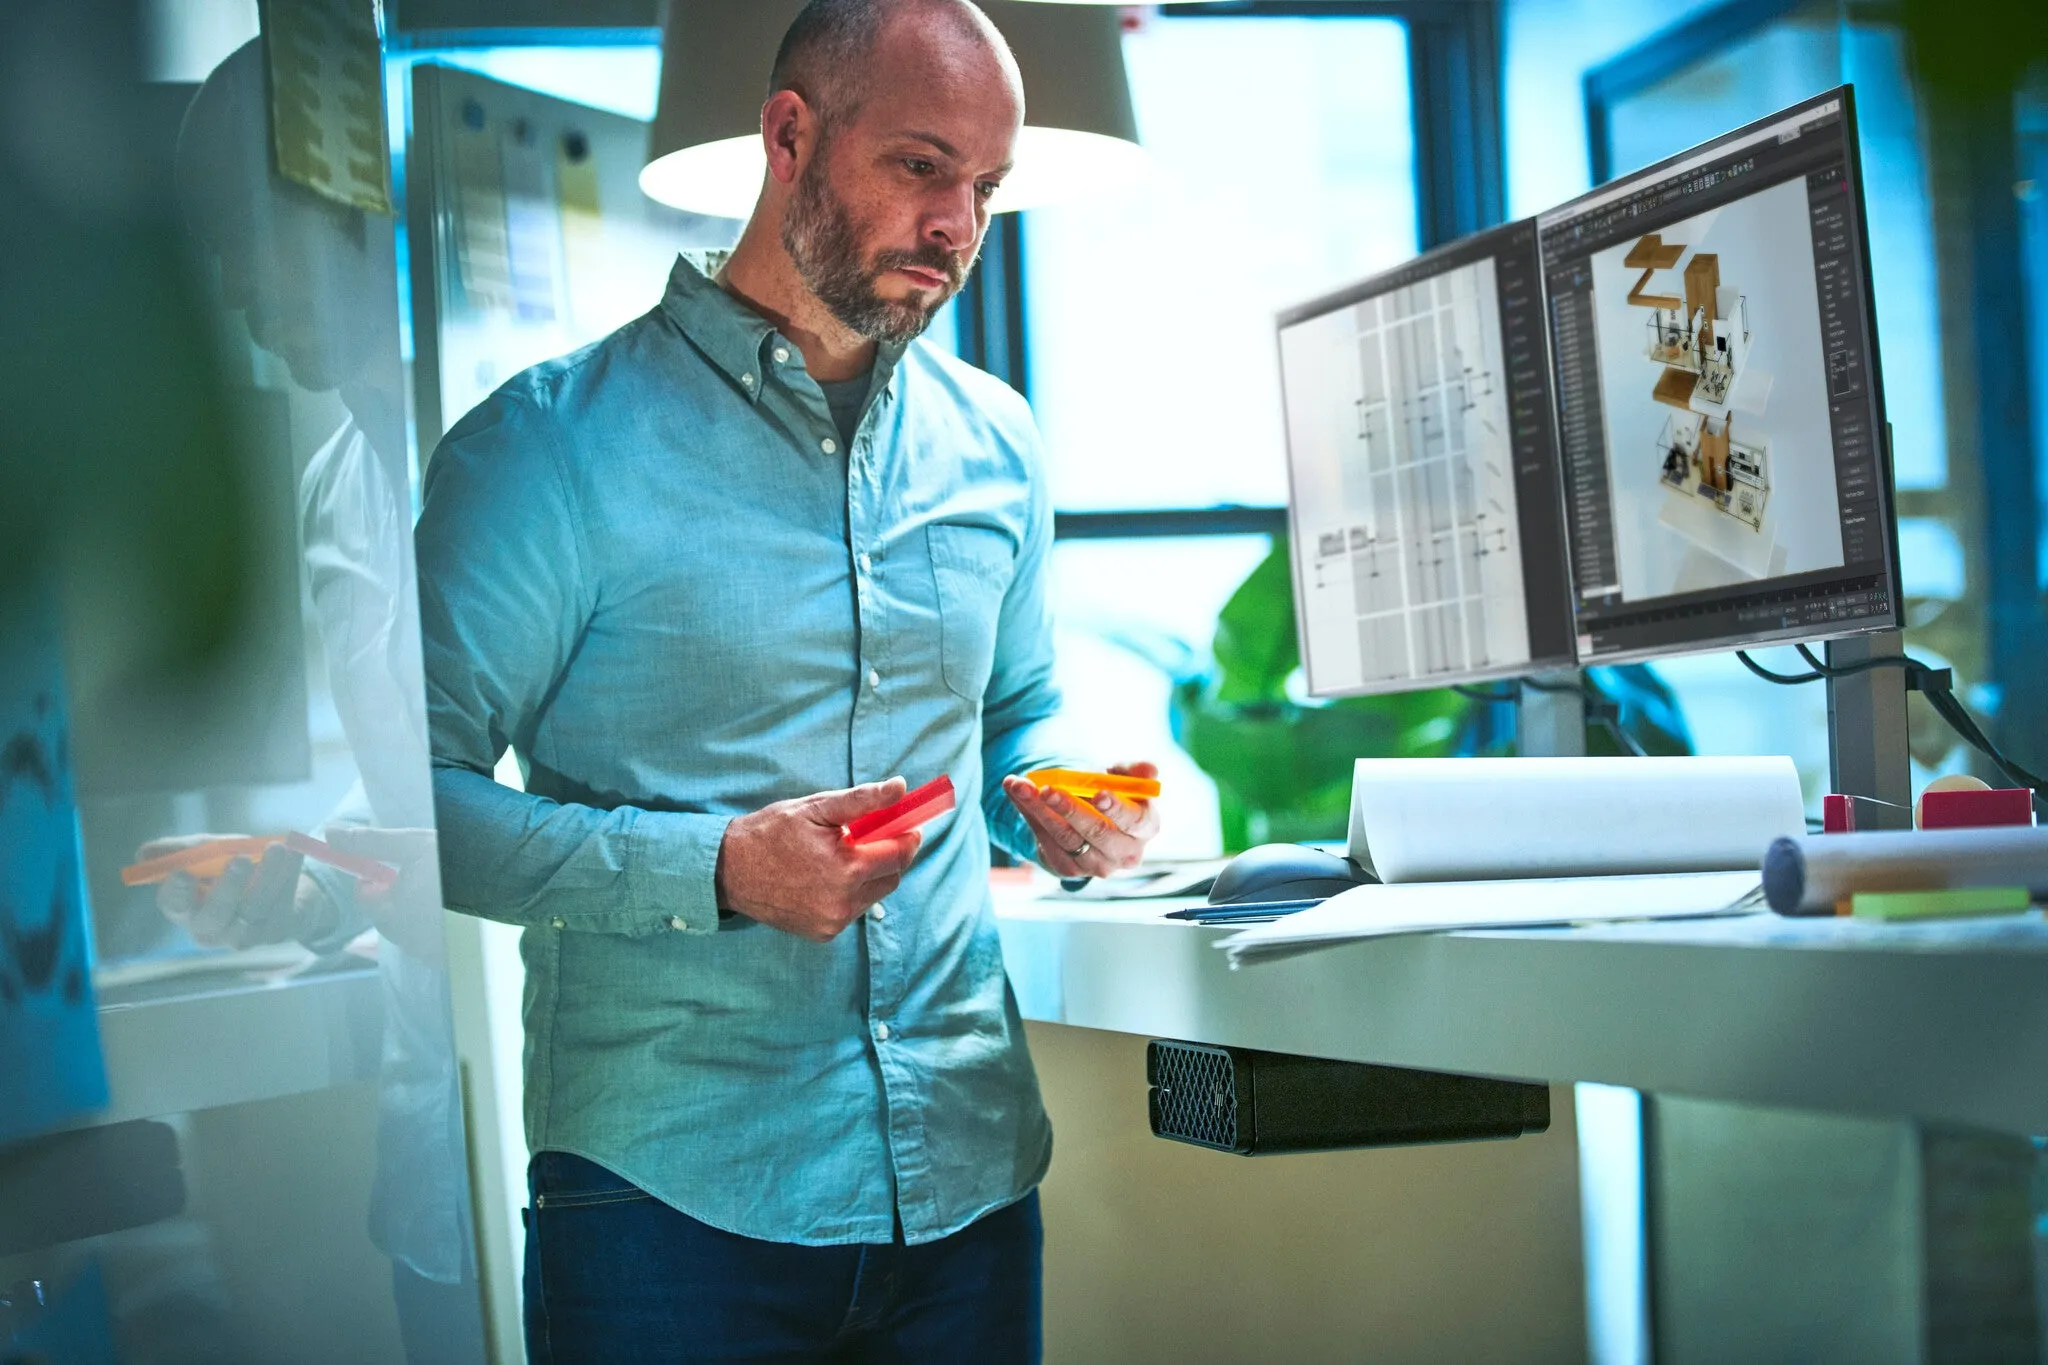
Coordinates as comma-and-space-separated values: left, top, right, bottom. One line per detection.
1020, 12, 1423, 856
1027, 14, 1417, 513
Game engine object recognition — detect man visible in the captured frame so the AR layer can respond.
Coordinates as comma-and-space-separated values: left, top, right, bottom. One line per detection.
414, 1, 1161, 1359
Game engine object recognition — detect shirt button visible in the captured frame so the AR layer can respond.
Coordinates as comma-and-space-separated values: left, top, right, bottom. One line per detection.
874, 1022, 891, 1042
773, 346, 791, 363
867, 667, 881, 690
741, 372, 755, 388
857, 551, 872, 574
668, 916, 687, 931
821, 437, 838, 455
869, 904, 886, 921
551, 917, 566, 930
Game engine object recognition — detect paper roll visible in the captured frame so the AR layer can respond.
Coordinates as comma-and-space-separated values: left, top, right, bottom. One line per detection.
1348, 756, 1805, 884
1762, 826, 2048, 914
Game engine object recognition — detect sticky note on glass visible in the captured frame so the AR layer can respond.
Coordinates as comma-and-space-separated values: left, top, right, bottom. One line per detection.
1027, 769, 1162, 803
843, 776, 956, 845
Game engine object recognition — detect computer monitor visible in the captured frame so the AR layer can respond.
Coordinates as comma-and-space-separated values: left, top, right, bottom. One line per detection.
1277, 219, 1578, 697
1536, 86, 1902, 663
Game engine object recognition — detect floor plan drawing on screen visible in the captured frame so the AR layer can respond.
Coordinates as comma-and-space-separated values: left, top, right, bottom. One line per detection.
1283, 258, 1532, 692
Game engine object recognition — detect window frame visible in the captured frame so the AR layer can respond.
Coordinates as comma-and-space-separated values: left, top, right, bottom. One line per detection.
954, 0, 1508, 541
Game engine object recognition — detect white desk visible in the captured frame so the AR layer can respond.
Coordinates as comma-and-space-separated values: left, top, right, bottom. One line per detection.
993, 882, 2048, 1136
59, 966, 384, 1133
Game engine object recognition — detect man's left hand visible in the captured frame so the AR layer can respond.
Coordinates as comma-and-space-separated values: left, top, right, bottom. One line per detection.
1001, 762, 1161, 879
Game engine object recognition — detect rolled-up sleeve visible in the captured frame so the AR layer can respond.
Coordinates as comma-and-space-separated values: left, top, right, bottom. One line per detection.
415, 393, 727, 935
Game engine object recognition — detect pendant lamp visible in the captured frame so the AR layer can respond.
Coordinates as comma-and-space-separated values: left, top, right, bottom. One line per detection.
641, 0, 1142, 219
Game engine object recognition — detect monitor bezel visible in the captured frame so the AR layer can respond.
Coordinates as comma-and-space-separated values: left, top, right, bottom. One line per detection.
1274, 216, 1580, 700
1533, 83, 1905, 667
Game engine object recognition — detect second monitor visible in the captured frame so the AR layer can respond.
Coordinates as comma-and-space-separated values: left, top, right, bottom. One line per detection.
1278, 219, 1578, 698
1537, 86, 1902, 663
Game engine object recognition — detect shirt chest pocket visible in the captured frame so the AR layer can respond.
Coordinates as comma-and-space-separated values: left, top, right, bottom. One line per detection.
925, 523, 1016, 703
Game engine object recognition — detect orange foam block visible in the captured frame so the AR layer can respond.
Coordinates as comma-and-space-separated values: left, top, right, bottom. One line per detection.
1027, 768, 1161, 802
121, 836, 286, 886
121, 831, 400, 892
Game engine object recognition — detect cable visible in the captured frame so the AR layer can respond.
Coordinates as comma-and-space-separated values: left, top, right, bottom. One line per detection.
1734, 646, 2048, 811
1593, 710, 1648, 758
1451, 675, 1648, 755
1734, 650, 1824, 685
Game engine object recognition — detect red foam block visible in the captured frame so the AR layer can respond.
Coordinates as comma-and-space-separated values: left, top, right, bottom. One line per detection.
843, 776, 956, 845
1920, 787, 2035, 830
283, 831, 401, 893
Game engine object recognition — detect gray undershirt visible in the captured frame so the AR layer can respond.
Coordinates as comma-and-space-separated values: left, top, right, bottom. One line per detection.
817, 370, 874, 449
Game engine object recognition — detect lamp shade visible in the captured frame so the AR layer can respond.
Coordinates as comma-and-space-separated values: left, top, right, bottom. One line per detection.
641, 0, 1142, 218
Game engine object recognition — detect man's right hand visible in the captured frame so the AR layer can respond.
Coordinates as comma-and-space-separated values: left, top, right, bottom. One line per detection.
715, 779, 924, 942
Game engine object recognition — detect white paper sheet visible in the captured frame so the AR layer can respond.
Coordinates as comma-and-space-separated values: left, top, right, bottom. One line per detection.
1348, 756, 1803, 883
1218, 870, 1766, 967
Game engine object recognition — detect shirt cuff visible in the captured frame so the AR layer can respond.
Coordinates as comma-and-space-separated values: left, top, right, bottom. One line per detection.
297, 860, 369, 954
627, 807, 734, 936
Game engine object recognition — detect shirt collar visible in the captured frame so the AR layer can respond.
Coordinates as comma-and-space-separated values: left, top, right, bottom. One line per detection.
659, 253, 910, 409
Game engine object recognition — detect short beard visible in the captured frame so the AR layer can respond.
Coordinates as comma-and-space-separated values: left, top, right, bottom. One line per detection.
782, 142, 971, 346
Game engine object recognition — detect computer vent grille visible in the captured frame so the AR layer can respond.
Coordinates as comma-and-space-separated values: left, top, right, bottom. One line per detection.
1148, 1042, 1241, 1150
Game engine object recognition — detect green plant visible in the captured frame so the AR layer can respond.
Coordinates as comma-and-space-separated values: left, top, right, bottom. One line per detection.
1168, 540, 1472, 851
1162, 539, 1693, 851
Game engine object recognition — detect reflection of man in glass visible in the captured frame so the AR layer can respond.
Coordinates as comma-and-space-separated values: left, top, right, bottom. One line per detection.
140, 38, 483, 1363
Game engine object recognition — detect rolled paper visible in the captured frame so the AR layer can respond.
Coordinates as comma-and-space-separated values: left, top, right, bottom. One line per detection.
1763, 826, 2048, 915
1346, 756, 1804, 884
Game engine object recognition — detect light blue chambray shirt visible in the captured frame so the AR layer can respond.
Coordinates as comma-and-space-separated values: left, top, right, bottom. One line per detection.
415, 255, 1061, 1246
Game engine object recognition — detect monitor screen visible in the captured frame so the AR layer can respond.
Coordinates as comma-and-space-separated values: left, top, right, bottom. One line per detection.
1277, 219, 1577, 697
1537, 86, 1901, 663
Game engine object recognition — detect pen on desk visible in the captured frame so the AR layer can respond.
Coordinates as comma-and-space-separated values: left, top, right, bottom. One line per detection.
1163, 899, 1323, 923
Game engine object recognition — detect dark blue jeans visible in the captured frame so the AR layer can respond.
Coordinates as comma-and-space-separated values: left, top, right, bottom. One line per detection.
523, 1151, 1043, 1364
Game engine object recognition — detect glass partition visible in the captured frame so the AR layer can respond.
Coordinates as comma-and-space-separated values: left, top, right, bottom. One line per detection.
3, 19, 486, 1361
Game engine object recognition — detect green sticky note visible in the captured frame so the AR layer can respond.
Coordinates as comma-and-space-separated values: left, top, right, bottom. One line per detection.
1850, 886, 2033, 922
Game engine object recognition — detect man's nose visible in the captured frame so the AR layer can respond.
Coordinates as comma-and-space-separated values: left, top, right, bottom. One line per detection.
922, 181, 980, 254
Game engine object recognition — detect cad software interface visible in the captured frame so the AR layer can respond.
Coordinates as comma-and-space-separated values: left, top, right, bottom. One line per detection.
1279, 221, 1575, 697
1538, 89, 1900, 662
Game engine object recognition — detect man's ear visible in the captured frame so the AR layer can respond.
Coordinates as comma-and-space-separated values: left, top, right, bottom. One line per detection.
761, 89, 815, 187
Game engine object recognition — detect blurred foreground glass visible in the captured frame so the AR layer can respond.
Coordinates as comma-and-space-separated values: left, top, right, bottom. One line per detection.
5, 24, 486, 1362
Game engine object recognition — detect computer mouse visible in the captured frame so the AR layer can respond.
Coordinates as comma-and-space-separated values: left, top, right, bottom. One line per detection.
1206, 843, 1379, 906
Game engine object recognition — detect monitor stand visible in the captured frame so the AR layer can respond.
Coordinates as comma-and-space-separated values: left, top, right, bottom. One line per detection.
1825, 629, 1912, 806
1518, 669, 1586, 758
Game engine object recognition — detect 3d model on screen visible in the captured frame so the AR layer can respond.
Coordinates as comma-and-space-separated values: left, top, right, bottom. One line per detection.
1625, 232, 1772, 537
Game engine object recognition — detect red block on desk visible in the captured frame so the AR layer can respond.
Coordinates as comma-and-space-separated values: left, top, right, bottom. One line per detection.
1920, 787, 2035, 830
1822, 793, 1913, 833
843, 776, 955, 845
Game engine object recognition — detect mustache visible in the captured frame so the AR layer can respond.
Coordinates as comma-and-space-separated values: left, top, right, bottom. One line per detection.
872, 243, 969, 290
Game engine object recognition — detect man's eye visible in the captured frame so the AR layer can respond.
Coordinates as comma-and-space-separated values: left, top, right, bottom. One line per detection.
975, 181, 1000, 201
903, 158, 936, 176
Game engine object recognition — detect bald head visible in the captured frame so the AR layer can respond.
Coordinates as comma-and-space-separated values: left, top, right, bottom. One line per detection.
770, 0, 1021, 135
723, 0, 1025, 364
